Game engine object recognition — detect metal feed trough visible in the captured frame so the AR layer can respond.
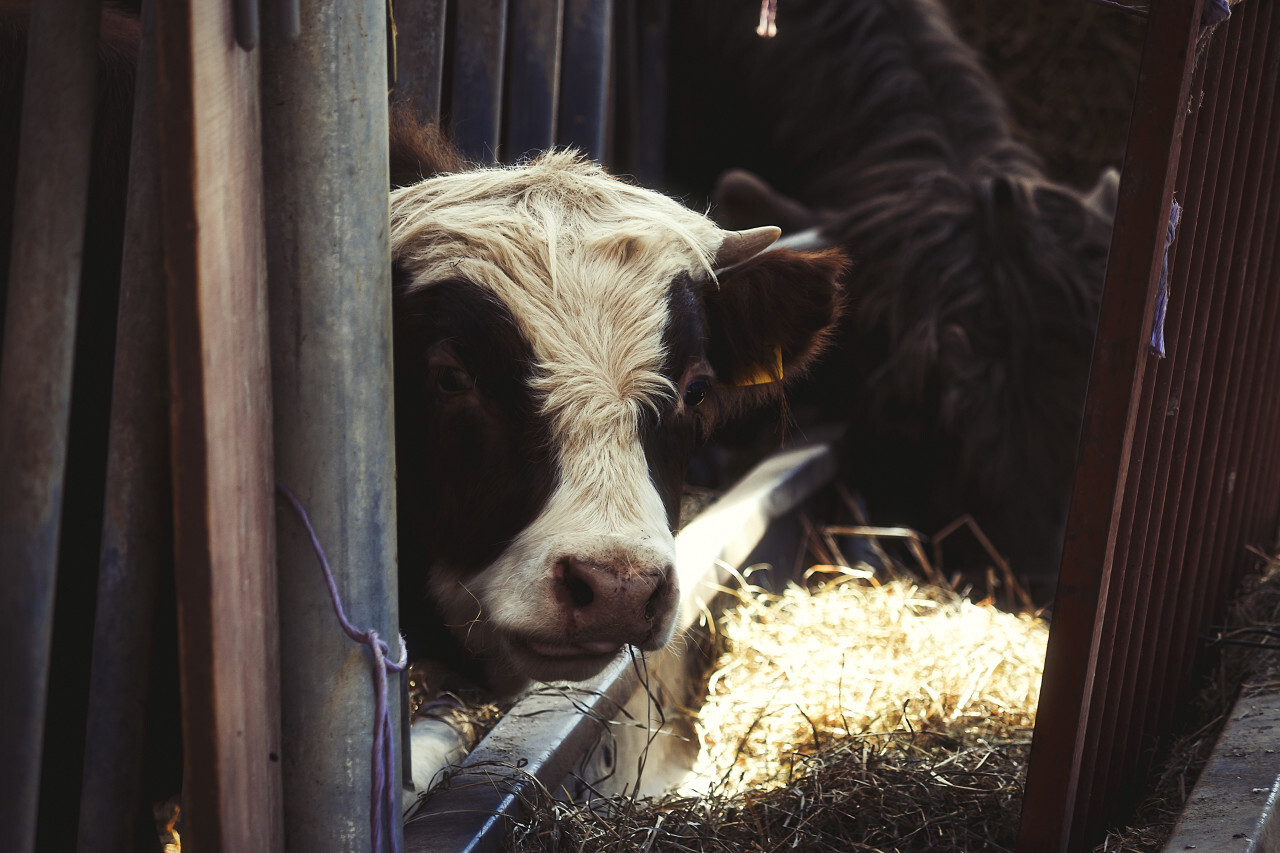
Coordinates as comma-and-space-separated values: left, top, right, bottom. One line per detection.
3, 1, 1280, 853
402, 441, 837, 852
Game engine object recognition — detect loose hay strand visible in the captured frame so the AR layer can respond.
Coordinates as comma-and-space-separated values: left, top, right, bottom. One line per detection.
509, 570, 1048, 852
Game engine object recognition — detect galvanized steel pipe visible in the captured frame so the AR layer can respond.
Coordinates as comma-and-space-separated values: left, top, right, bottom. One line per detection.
262, 1, 401, 850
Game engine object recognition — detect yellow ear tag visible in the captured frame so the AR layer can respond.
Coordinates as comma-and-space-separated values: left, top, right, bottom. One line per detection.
730, 346, 784, 387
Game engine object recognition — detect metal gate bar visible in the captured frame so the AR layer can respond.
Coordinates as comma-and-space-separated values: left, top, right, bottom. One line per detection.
450, 0, 508, 161
1145, 0, 1273, 801
1089, 5, 1264, 823
506, 0, 564, 159
1019, 0, 1280, 848
1018, 0, 1204, 848
392, 0, 448, 125
0, 2, 102, 850
1176, 4, 1280, 716
1081, 24, 1223, 813
261, 0, 402, 849
558, 0, 612, 160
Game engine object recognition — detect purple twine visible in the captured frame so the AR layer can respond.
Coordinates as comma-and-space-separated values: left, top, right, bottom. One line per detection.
1201, 0, 1231, 37
277, 484, 408, 853
1084, 0, 1149, 18
1150, 200, 1182, 358
1083, 0, 1231, 29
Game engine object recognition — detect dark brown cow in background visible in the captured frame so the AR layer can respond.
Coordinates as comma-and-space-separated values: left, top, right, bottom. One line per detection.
666, 0, 1119, 590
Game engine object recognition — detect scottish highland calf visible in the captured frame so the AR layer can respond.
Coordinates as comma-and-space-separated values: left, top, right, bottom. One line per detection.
668, 0, 1119, 587
386, 117, 846, 695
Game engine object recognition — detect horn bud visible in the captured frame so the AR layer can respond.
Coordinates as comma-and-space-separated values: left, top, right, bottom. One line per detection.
713, 226, 781, 271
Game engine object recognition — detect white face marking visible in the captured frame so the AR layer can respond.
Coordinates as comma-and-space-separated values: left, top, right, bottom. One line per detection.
391, 152, 735, 688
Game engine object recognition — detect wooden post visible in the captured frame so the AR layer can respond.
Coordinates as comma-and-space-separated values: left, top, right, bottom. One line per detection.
153, 1, 283, 851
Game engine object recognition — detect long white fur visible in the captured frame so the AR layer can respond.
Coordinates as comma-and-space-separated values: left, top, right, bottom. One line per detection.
390, 152, 732, 683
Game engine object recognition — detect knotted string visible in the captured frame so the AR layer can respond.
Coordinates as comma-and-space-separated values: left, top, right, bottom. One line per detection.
1201, 0, 1231, 35
277, 484, 408, 853
1150, 200, 1181, 358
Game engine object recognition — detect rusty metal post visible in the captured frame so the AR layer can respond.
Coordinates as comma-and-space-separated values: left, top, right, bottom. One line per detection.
0, 2, 100, 851
261, 0, 401, 849
1016, 1, 1206, 850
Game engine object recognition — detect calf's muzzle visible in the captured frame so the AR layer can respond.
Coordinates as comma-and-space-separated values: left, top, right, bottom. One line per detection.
553, 554, 676, 650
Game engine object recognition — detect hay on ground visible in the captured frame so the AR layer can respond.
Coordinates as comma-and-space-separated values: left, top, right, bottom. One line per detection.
509, 569, 1049, 852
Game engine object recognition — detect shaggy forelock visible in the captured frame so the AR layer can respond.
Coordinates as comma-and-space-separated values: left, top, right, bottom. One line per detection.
390, 150, 727, 523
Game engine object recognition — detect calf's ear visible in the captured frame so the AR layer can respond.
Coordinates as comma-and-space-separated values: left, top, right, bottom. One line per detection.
702, 246, 847, 399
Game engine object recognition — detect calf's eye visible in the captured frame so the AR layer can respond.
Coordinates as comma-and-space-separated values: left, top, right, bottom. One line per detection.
435, 366, 476, 394
683, 378, 711, 408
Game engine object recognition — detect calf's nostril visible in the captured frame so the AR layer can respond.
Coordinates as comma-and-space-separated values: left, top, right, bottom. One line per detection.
567, 574, 594, 608
644, 585, 663, 622
558, 558, 596, 608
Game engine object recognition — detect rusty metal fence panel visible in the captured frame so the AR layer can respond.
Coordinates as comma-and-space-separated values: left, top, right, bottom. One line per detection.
1019, 1, 1280, 850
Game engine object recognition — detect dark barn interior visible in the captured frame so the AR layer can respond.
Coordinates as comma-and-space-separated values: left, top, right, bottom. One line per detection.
3, 2, 1279, 853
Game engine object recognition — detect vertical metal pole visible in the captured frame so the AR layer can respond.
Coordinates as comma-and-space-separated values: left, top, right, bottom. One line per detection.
558, 0, 612, 160
76, 1, 170, 850
506, 0, 564, 159
0, 2, 100, 852
262, 0, 402, 850
632, 0, 668, 185
391, 0, 448, 125
451, 0, 509, 162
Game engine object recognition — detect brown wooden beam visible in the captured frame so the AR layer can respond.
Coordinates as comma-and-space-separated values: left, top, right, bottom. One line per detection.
154, 2, 283, 851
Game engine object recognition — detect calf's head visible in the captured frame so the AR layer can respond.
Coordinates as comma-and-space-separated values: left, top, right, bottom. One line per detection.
390, 151, 844, 693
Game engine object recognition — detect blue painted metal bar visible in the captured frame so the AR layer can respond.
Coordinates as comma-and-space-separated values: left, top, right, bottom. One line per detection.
505, 0, 563, 160
450, 0, 509, 162
0, 2, 101, 851
557, 0, 611, 160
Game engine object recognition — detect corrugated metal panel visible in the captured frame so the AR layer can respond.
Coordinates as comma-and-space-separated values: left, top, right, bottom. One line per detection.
1019, 1, 1280, 849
